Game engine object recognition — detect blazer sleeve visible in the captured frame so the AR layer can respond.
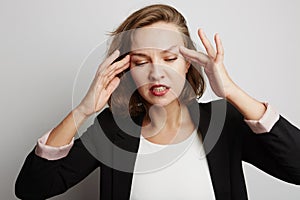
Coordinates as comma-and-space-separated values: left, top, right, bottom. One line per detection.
15, 118, 102, 200
228, 102, 300, 185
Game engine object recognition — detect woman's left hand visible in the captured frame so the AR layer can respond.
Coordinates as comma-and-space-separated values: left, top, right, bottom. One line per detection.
179, 29, 237, 99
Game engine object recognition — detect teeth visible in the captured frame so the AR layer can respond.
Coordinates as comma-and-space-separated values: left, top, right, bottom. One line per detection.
152, 86, 166, 92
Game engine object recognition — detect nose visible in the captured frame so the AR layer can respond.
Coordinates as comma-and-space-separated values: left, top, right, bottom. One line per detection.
148, 63, 165, 81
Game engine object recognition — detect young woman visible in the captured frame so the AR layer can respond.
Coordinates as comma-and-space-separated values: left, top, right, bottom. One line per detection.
15, 4, 300, 200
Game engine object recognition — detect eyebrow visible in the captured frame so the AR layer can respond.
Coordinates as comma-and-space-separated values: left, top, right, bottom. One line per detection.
130, 45, 178, 57
130, 52, 148, 58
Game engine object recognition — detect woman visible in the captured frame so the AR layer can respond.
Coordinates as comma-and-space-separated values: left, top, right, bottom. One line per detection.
15, 4, 300, 200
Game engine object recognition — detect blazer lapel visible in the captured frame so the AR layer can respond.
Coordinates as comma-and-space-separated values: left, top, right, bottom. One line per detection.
197, 100, 231, 200
110, 100, 231, 200
111, 115, 143, 200
205, 137, 231, 200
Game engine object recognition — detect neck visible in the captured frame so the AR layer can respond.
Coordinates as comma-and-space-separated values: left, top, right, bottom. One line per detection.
143, 100, 185, 130
142, 100, 196, 144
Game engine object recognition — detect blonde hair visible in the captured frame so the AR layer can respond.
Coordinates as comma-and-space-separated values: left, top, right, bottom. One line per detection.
107, 4, 205, 117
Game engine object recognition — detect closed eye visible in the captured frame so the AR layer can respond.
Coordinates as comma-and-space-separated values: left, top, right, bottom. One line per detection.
165, 57, 177, 62
134, 61, 148, 66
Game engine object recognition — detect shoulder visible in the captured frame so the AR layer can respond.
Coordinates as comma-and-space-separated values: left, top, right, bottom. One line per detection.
95, 107, 143, 140
96, 107, 143, 125
198, 99, 242, 120
196, 99, 246, 136
197, 99, 249, 147
96, 107, 113, 122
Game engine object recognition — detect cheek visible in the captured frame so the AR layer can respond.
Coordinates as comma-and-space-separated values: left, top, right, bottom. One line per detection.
169, 61, 188, 80
131, 74, 148, 99
130, 67, 148, 89
169, 58, 188, 75
165, 69, 186, 93
178, 59, 189, 75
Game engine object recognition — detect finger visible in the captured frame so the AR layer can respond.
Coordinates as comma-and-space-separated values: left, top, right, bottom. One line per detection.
106, 77, 120, 94
106, 62, 130, 84
94, 62, 128, 103
103, 55, 130, 78
179, 46, 210, 65
101, 62, 130, 90
214, 33, 224, 63
97, 50, 120, 74
91, 53, 126, 106
111, 62, 130, 76
95, 77, 120, 111
198, 29, 216, 59
96, 54, 129, 83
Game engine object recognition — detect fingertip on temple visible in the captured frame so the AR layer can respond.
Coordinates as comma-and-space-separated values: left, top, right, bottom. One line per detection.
198, 28, 205, 37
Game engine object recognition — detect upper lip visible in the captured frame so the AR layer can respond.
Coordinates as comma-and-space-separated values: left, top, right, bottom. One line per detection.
149, 84, 170, 90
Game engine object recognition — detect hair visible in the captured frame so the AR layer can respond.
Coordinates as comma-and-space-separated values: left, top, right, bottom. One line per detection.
107, 4, 205, 117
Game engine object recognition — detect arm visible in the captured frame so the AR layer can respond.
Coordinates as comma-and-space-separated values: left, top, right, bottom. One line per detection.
15, 120, 101, 199
34, 50, 129, 160
226, 102, 300, 185
180, 29, 300, 184
15, 51, 130, 199
45, 50, 129, 147
15, 107, 119, 199
180, 29, 266, 120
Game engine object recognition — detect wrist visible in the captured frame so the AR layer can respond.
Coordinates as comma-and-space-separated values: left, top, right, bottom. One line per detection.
224, 82, 241, 102
72, 106, 89, 126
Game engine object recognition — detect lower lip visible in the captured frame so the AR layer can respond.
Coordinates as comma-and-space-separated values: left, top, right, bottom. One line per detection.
150, 87, 169, 96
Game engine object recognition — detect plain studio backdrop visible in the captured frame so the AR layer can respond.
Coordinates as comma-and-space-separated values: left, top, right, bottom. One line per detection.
1, 0, 299, 199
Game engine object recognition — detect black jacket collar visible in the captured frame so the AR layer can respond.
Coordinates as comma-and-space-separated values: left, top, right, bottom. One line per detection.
108, 100, 231, 200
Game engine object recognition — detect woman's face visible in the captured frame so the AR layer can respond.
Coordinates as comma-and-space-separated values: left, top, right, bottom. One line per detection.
129, 22, 190, 107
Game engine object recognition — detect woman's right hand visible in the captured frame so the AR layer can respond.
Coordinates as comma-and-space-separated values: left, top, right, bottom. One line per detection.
76, 50, 130, 118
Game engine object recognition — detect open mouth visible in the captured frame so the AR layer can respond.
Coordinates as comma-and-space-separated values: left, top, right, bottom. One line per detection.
150, 84, 170, 96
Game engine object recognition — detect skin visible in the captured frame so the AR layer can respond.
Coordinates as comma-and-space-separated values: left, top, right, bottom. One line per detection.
179, 28, 266, 120
129, 22, 196, 144
45, 21, 266, 147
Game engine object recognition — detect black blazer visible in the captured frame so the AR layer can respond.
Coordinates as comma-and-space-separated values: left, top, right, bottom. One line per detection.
15, 99, 300, 200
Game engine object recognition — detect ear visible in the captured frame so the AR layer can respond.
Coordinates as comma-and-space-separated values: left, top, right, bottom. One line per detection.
185, 61, 191, 73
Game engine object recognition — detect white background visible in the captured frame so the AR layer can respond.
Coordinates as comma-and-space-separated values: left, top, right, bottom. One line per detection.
0, 0, 299, 199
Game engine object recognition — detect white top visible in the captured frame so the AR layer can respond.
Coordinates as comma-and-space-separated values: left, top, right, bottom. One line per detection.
129, 129, 216, 200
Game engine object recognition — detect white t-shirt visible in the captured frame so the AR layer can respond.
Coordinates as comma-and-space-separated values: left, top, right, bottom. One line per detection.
129, 129, 216, 200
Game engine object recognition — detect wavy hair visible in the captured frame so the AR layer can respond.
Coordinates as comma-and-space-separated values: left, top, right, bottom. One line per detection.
107, 4, 205, 117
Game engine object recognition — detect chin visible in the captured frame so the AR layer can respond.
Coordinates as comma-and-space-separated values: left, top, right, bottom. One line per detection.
146, 97, 179, 108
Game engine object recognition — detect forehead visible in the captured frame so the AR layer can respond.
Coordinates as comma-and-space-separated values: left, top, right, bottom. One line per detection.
130, 23, 185, 52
